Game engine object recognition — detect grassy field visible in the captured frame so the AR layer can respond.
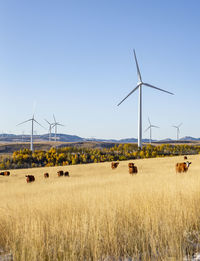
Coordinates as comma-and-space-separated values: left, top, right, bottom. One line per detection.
0, 155, 200, 260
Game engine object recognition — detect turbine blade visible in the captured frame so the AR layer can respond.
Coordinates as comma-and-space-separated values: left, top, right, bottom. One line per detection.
143, 83, 174, 95
151, 125, 159, 128
57, 123, 64, 127
44, 119, 51, 125
148, 117, 151, 125
53, 114, 56, 123
178, 123, 183, 128
33, 119, 45, 129
144, 126, 151, 132
172, 126, 178, 129
17, 119, 32, 126
133, 50, 142, 82
117, 84, 141, 106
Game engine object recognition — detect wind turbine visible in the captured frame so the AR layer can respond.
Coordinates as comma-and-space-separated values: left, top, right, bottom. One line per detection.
53, 114, 64, 142
172, 123, 182, 141
145, 117, 159, 144
45, 119, 54, 142
17, 115, 43, 151
117, 50, 174, 149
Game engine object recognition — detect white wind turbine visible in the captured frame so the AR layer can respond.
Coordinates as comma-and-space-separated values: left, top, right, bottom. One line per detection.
172, 123, 182, 141
145, 117, 159, 144
53, 114, 64, 142
117, 50, 174, 149
17, 115, 43, 151
45, 119, 55, 142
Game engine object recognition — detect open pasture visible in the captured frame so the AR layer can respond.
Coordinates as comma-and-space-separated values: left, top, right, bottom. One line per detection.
0, 155, 200, 260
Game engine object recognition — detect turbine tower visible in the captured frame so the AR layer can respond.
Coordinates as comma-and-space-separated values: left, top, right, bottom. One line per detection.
117, 50, 174, 149
53, 114, 64, 142
145, 117, 159, 144
45, 119, 54, 142
17, 115, 43, 151
172, 123, 182, 141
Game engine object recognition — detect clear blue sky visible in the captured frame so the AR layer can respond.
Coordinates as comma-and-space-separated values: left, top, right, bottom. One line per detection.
0, 0, 200, 140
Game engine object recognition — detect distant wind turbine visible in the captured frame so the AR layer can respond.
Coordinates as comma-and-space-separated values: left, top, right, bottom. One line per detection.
172, 123, 182, 141
117, 50, 174, 149
53, 114, 64, 142
17, 115, 43, 151
45, 119, 55, 142
145, 117, 159, 144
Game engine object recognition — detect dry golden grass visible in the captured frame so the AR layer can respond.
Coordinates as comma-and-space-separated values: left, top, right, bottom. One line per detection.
0, 155, 200, 260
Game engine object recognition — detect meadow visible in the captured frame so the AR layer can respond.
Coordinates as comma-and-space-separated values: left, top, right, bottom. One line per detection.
0, 155, 200, 260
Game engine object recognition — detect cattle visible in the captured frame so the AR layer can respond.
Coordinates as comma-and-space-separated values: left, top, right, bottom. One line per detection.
128, 163, 134, 168
184, 156, 188, 160
44, 173, 49, 178
64, 171, 69, 177
0, 171, 10, 176
176, 161, 192, 173
111, 162, 119, 169
128, 163, 138, 175
25, 175, 35, 183
57, 170, 64, 177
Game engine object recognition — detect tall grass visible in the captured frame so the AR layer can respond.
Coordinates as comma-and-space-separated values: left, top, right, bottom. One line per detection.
0, 155, 200, 260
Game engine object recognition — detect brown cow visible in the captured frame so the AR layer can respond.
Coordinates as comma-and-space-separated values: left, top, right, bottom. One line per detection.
57, 170, 64, 177
25, 175, 35, 183
129, 163, 138, 175
0, 171, 10, 176
128, 163, 134, 168
176, 161, 192, 173
111, 162, 119, 169
64, 171, 69, 177
44, 173, 49, 178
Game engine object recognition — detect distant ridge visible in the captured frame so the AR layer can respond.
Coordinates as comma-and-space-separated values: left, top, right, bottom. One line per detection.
180, 136, 200, 141
0, 133, 199, 143
159, 138, 173, 142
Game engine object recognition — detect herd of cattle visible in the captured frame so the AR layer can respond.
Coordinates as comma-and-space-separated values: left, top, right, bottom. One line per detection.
25, 170, 70, 183
0, 156, 193, 183
111, 162, 138, 174
0, 171, 10, 176
0, 170, 70, 183
111, 155, 192, 175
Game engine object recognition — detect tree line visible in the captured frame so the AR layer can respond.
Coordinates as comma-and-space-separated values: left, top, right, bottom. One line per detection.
0, 143, 200, 170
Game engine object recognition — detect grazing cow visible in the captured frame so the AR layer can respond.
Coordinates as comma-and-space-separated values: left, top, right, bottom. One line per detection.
0, 171, 10, 176
184, 156, 188, 160
176, 161, 192, 173
111, 162, 119, 169
129, 163, 138, 175
64, 171, 69, 177
44, 173, 49, 178
25, 175, 35, 183
57, 170, 64, 177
